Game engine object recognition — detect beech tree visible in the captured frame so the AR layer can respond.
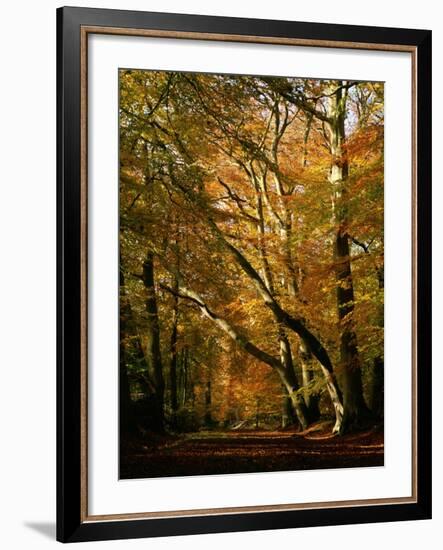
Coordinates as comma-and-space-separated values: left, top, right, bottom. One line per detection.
119, 70, 384, 436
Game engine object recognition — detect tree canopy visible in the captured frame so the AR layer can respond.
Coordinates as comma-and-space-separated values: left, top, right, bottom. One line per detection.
119, 70, 384, 446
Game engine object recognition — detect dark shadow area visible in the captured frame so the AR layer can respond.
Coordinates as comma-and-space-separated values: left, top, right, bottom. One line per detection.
24, 522, 56, 540
121, 426, 384, 479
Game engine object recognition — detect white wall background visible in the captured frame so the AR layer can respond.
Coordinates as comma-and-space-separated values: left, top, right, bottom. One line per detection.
0, 1, 437, 548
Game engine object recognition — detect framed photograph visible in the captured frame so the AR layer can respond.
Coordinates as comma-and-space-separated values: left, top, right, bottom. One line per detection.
57, 6, 432, 543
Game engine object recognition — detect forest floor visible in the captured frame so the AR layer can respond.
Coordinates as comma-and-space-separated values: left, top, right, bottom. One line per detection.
120, 421, 384, 479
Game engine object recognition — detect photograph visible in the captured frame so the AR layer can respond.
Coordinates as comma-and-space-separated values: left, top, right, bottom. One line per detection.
118, 70, 385, 479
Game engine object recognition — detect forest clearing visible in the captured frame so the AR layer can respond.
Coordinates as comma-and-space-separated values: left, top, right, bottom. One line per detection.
119, 70, 384, 478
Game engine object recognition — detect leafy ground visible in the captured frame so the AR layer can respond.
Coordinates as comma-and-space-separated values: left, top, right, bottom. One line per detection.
120, 422, 384, 479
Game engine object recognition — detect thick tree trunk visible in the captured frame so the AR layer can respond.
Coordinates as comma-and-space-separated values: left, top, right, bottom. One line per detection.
327, 82, 370, 433
370, 267, 384, 418
369, 356, 384, 418
334, 233, 369, 432
143, 251, 165, 432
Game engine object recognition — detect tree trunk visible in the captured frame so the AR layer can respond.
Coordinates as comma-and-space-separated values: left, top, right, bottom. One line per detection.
299, 342, 320, 422
369, 356, 384, 418
119, 267, 135, 436
204, 379, 212, 427
143, 251, 165, 432
169, 278, 179, 430
370, 267, 384, 418
282, 393, 296, 428
256, 194, 275, 293
180, 348, 189, 407
327, 82, 370, 433
281, 223, 299, 297
119, 269, 135, 437
278, 331, 309, 430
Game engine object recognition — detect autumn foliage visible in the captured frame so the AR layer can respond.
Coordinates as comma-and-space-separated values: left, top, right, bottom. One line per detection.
119, 70, 384, 476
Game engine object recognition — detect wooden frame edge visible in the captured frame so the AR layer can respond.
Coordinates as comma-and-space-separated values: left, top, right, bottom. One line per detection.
81, 25, 417, 52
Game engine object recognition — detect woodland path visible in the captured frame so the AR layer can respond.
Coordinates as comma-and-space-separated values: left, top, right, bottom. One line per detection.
120, 425, 384, 479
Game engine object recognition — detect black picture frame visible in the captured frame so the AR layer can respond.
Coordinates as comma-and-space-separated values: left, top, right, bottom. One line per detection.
57, 6, 432, 543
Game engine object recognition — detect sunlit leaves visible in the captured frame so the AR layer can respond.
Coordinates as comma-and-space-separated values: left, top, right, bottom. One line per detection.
119, 70, 384, 427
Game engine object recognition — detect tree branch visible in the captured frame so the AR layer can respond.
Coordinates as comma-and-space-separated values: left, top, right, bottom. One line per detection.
161, 283, 282, 371
207, 219, 336, 374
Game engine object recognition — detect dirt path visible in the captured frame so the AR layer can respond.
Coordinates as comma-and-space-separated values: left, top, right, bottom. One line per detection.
120, 427, 384, 479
